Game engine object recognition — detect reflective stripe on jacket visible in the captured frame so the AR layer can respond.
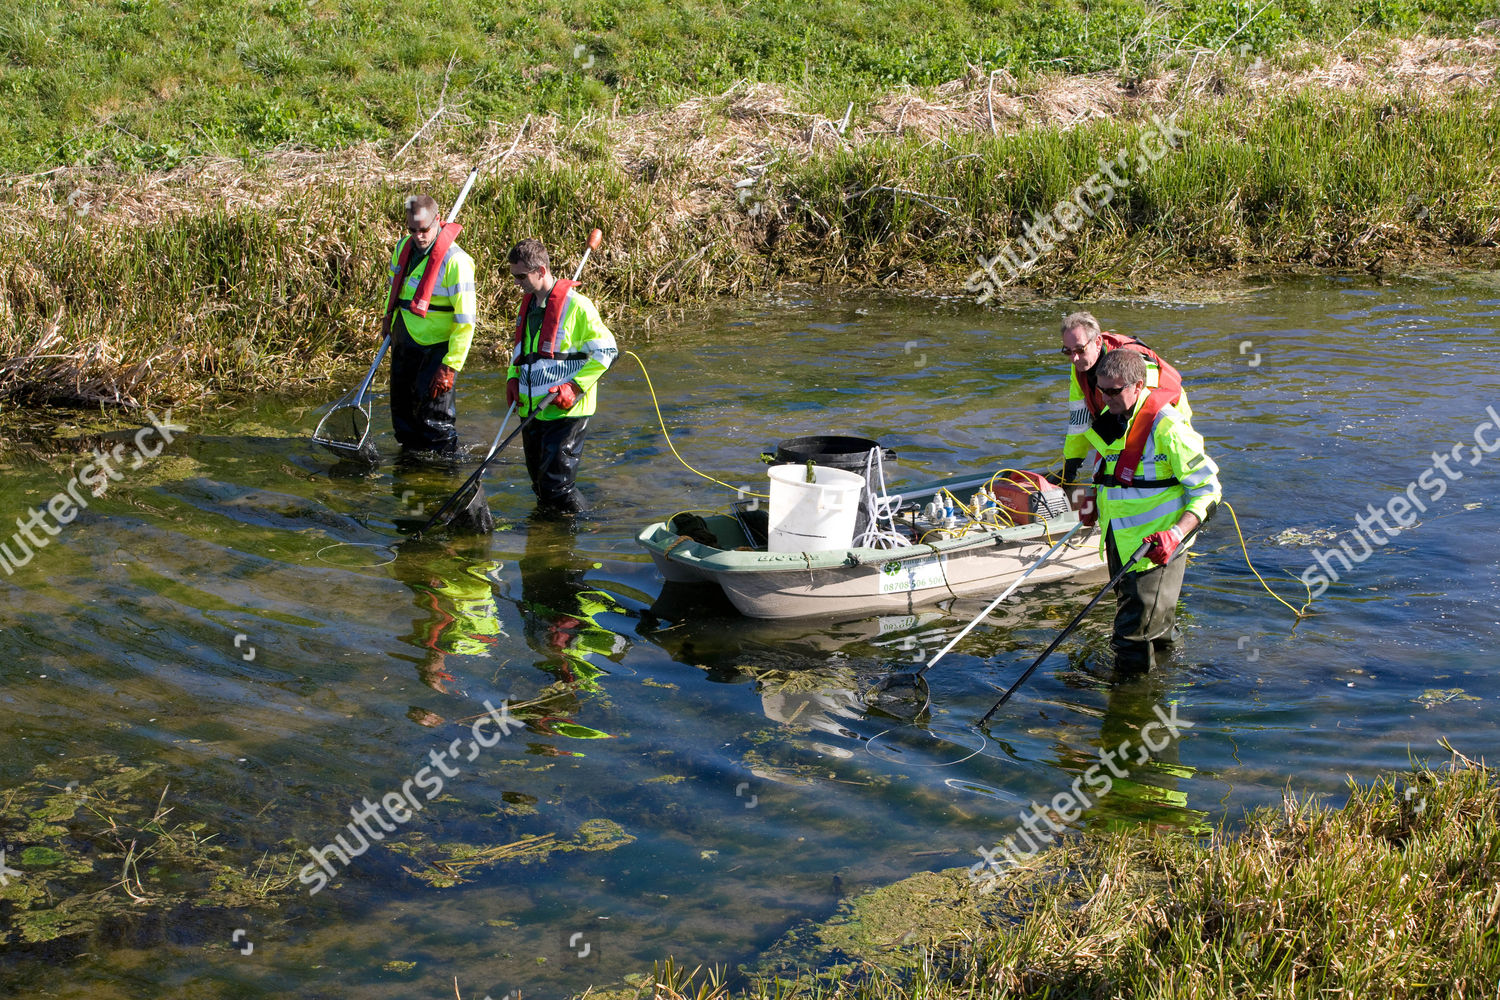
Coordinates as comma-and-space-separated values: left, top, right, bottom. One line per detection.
386, 236, 478, 371
508, 280, 617, 420
1083, 396, 1220, 573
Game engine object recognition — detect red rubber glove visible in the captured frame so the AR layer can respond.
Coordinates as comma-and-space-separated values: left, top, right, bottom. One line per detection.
506, 377, 520, 407
551, 381, 580, 410
429, 364, 456, 398
1144, 526, 1183, 566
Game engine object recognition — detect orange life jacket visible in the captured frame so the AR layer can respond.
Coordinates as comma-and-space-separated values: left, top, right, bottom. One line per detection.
386, 222, 462, 319
1081, 332, 1183, 488
511, 279, 579, 358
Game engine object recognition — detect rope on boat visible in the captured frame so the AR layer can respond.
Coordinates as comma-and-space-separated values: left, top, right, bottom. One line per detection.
853, 445, 911, 549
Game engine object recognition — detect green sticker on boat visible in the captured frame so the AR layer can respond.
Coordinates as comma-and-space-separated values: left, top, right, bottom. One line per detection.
879, 555, 947, 594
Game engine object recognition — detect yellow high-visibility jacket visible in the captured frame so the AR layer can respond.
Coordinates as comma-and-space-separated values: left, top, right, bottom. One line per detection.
387, 236, 478, 372
1082, 395, 1220, 573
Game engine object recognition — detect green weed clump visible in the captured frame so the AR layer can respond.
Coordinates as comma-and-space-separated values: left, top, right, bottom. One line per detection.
0, 756, 302, 953
611, 754, 1499, 1000
5, 0, 1496, 173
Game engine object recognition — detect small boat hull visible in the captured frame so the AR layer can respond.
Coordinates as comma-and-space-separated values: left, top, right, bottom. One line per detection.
637, 491, 1105, 620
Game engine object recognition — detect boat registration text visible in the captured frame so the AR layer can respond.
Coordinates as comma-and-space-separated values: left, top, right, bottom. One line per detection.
879, 555, 947, 594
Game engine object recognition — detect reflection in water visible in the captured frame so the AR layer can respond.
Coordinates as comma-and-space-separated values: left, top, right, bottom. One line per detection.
517, 514, 631, 693
388, 537, 506, 695
760, 683, 866, 738
506, 513, 630, 743
643, 583, 887, 734
1073, 667, 1207, 834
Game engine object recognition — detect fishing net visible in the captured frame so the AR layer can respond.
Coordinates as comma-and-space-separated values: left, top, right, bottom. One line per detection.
444, 481, 495, 535
863, 671, 932, 720
313, 402, 379, 465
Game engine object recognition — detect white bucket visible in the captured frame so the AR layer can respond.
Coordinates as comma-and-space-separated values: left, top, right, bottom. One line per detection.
766, 464, 866, 553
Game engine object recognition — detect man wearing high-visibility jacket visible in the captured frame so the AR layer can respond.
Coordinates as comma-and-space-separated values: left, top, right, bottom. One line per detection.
383, 193, 478, 455
1081, 349, 1220, 672
1059, 311, 1190, 498
505, 238, 617, 513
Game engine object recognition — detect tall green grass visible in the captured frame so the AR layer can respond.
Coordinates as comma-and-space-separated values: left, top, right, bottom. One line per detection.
773, 89, 1500, 288
4, 0, 1495, 173
8, 90, 1497, 404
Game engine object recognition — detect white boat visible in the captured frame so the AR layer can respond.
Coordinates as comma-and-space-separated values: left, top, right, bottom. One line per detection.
636, 473, 1105, 620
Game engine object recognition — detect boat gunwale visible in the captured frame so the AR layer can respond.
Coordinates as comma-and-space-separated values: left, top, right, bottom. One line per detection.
636, 513, 1088, 576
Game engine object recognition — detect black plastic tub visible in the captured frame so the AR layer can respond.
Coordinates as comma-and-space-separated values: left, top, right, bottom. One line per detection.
761, 435, 895, 473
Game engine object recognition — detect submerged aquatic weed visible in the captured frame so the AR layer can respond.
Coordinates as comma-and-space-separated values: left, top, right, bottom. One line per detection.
1415, 687, 1480, 708
392, 818, 636, 888
661, 752, 1500, 1000
0, 756, 302, 951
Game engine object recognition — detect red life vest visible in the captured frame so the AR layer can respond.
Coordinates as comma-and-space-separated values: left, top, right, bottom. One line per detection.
512, 279, 578, 357
385, 222, 462, 319
1080, 332, 1184, 488
1077, 331, 1182, 414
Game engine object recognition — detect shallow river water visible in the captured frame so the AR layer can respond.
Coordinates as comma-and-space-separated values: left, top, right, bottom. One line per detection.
2, 274, 1498, 998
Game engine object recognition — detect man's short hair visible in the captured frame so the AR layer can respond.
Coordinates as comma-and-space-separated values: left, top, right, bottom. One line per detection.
403, 194, 439, 221
509, 239, 549, 274
1061, 311, 1101, 340
1097, 349, 1146, 386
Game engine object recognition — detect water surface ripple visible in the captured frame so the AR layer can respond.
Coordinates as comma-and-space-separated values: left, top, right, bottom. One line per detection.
1, 275, 1497, 998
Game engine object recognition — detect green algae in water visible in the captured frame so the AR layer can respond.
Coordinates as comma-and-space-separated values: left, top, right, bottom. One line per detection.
543, 720, 613, 739
1416, 687, 1480, 709
573, 818, 633, 850
0, 756, 302, 950
748, 868, 1024, 989
393, 818, 636, 888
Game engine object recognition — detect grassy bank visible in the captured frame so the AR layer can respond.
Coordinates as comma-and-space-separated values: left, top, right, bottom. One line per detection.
10, 75, 1499, 407
592, 751, 1498, 999
5, 0, 1495, 174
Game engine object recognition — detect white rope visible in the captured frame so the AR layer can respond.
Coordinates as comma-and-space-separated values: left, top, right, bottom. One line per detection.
853, 447, 912, 549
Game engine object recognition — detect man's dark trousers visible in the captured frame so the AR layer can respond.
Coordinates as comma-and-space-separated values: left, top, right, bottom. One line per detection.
390, 317, 457, 455
1106, 527, 1187, 671
522, 416, 589, 512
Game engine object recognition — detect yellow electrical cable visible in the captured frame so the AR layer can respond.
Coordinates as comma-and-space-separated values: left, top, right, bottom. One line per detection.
626, 349, 770, 499
1221, 500, 1316, 620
